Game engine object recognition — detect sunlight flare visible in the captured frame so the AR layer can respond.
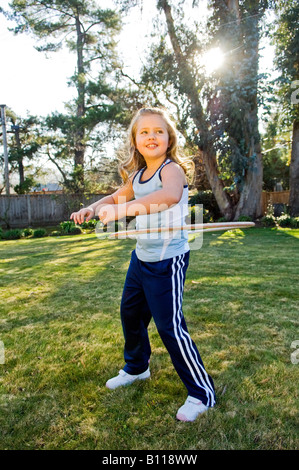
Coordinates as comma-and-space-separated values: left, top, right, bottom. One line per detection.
199, 47, 225, 74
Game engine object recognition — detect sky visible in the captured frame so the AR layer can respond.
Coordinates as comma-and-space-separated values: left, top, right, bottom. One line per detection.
0, 1, 276, 119
0, 0, 155, 117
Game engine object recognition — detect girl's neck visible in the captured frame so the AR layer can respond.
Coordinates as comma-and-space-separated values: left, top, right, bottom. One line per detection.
144, 155, 167, 171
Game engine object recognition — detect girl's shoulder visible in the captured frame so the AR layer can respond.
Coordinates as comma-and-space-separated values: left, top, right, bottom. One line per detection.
160, 160, 187, 185
131, 169, 142, 185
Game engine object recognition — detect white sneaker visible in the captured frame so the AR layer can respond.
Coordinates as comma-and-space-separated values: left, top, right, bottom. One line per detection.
106, 368, 150, 390
176, 396, 209, 422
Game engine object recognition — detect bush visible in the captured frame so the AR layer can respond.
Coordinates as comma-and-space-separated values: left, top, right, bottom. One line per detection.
261, 215, 276, 227
23, 228, 34, 237
290, 217, 299, 228
59, 221, 76, 234
188, 190, 221, 221
81, 219, 97, 229
33, 228, 47, 238
1, 229, 23, 240
276, 214, 295, 228
69, 226, 82, 235
50, 231, 61, 237
187, 206, 211, 224
59, 221, 83, 235
238, 215, 253, 222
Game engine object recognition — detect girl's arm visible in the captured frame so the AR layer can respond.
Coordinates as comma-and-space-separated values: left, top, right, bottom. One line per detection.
70, 177, 135, 225
99, 163, 186, 225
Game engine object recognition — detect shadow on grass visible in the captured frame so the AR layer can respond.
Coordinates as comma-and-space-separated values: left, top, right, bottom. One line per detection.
0, 227, 298, 449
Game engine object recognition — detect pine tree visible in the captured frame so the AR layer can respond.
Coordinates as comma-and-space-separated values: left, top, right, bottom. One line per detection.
5, 0, 121, 192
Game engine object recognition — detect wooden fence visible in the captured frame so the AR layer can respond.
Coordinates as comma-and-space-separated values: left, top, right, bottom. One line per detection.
0, 193, 105, 229
261, 191, 290, 215
0, 190, 290, 228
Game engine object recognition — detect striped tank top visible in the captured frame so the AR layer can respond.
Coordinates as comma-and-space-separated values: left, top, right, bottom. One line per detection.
132, 158, 190, 262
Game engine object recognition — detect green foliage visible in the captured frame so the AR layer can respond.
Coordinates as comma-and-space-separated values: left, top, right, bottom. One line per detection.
188, 206, 211, 224
1, 229, 23, 240
204, 0, 269, 191
272, 0, 299, 122
189, 191, 222, 221
4, 0, 131, 193
23, 228, 34, 237
33, 228, 47, 238
81, 219, 97, 229
261, 215, 276, 227
14, 176, 37, 195
261, 210, 299, 228
4, 112, 42, 194
237, 215, 253, 222
50, 230, 61, 237
59, 220, 83, 235
69, 225, 83, 235
59, 221, 77, 234
276, 214, 299, 228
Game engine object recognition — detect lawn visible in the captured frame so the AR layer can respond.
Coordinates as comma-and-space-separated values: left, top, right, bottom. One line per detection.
0, 227, 298, 450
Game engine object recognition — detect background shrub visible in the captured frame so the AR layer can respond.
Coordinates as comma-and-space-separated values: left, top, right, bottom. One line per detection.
261, 215, 276, 227
290, 217, 299, 228
59, 221, 83, 235
276, 214, 293, 227
81, 219, 97, 229
69, 226, 82, 235
187, 206, 211, 224
33, 228, 47, 238
188, 190, 221, 221
1, 229, 23, 240
23, 228, 34, 237
50, 231, 61, 237
59, 221, 76, 234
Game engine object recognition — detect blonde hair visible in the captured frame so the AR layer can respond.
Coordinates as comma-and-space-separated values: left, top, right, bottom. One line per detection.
118, 107, 193, 183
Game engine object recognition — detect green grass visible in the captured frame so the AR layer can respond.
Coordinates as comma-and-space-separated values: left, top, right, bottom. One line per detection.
0, 227, 298, 450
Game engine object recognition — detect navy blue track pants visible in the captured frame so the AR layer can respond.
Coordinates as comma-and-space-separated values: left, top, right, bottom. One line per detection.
120, 250, 216, 407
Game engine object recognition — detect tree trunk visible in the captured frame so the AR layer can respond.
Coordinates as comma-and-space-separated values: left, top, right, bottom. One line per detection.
289, 119, 299, 216
159, 0, 234, 220
234, 141, 263, 220
14, 126, 25, 187
199, 147, 234, 220
234, 104, 263, 220
233, 1, 263, 220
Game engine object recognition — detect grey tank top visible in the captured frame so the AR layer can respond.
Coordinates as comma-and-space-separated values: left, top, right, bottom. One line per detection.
132, 159, 190, 262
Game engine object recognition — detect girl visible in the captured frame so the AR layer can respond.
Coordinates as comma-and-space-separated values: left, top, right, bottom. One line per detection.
71, 107, 216, 421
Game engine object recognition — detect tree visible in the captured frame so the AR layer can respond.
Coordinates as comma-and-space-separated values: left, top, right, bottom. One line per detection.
9, 113, 41, 194
272, 0, 299, 215
0, 109, 41, 194
122, 0, 272, 220
261, 112, 290, 191
4, 0, 122, 191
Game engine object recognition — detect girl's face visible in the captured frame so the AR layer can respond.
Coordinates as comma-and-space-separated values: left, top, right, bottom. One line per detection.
135, 114, 170, 163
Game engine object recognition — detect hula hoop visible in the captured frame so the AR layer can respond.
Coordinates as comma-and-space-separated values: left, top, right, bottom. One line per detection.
106, 222, 255, 239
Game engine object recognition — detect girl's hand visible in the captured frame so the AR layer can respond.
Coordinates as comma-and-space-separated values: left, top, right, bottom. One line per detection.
98, 204, 126, 225
70, 207, 95, 225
